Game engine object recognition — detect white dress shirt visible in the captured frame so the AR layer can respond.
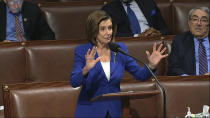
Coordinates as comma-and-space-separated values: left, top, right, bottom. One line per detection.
122, 0, 150, 36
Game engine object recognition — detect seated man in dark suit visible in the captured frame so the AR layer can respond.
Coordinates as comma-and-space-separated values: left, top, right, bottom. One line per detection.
167, 7, 210, 76
0, 0, 55, 42
102, 0, 171, 37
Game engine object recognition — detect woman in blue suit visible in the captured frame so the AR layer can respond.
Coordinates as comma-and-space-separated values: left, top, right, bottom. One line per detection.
70, 10, 168, 118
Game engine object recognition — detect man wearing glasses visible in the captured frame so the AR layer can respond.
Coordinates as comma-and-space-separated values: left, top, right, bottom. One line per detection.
167, 7, 210, 76
0, 0, 55, 42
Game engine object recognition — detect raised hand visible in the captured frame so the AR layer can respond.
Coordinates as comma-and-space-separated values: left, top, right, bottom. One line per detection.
82, 47, 101, 76
146, 42, 168, 70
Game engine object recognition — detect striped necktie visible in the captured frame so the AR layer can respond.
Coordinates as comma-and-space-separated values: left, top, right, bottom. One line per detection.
15, 14, 26, 42
198, 39, 208, 75
126, 4, 141, 34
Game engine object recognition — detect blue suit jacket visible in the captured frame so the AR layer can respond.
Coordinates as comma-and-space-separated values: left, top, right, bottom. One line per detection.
70, 42, 152, 118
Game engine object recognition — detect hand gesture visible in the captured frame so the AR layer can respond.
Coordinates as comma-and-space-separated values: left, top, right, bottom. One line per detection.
146, 42, 168, 70
82, 47, 101, 75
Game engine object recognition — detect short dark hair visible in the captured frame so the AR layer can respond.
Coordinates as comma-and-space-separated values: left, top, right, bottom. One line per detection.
85, 10, 116, 45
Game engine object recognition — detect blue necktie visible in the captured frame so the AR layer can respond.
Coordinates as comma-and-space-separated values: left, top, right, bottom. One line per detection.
198, 39, 208, 75
126, 4, 141, 34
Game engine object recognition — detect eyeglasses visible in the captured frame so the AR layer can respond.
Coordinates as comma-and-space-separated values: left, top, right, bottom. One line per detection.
190, 17, 209, 24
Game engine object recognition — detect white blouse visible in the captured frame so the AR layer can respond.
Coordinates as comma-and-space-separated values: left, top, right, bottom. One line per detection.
100, 61, 110, 81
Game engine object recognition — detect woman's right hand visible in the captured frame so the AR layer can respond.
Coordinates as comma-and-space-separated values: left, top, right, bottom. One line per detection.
82, 47, 101, 76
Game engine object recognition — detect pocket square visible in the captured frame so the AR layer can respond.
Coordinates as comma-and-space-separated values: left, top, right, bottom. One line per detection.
151, 10, 156, 16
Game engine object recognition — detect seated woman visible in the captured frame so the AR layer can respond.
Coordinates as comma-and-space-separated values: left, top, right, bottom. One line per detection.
70, 10, 168, 118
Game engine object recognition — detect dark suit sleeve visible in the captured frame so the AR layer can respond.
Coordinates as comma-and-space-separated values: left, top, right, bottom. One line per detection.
0, 1, 6, 42
167, 36, 186, 75
23, 2, 55, 40
34, 5, 55, 40
150, 0, 171, 35
101, 0, 133, 37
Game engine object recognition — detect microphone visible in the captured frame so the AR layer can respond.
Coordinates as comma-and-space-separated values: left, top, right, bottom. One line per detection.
109, 42, 129, 56
109, 42, 167, 118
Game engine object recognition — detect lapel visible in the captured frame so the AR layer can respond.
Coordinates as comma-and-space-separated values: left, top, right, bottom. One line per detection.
110, 51, 118, 80
185, 32, 210, 75
94, 52, 103, 76
117, 0, 130, 25
21, 2, 29, 33
87, 43, 108, 82
94, 50, 111, 83
94, 47, 118, 82
135, 0, 152, 26
186, 32, 196, 74
0, 2, 6, 42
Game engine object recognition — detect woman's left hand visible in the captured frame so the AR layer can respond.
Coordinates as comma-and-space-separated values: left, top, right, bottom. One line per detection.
146, 42, 168, 70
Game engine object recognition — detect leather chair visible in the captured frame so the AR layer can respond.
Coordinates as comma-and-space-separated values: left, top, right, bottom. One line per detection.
3, 81, 160, 118
120, 36, 173, 82
26, 0, 209, 37
3, 81, 81, 117
123, 76, 210, 118
3, 76, 209, 118
39, 1, 173, 40
162, 76, 210, 117
156, 1, 172, 35
25, 40, 83, 82
0, 42, 26, 106
0, 37, 172, 106
40, 1, 107, 40
24, 37, 172, 83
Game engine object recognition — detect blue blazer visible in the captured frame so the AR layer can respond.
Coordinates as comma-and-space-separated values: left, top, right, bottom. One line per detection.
70, 42, 152, 118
